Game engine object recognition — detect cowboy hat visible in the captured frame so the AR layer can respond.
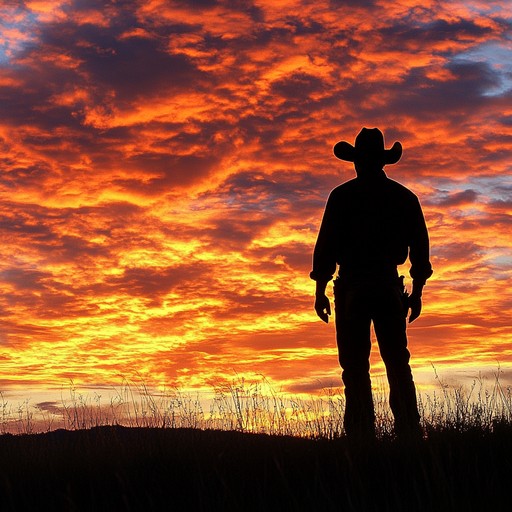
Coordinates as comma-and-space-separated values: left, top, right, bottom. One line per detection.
333, 127, 402, 165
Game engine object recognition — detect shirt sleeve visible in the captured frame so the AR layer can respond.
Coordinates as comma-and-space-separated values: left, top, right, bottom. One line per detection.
310, 192, 338, 282
408, 196, 433, 285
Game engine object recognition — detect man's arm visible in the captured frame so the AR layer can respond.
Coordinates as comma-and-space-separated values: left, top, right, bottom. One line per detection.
310, 192, 337, 323
408, 196, 433, 323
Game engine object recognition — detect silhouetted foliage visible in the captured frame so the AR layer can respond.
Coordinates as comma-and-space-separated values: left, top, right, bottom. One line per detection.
0, 425, 511, 511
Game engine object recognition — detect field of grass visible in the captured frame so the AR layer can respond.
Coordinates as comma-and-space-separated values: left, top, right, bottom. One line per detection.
0, 373, 510, 510
0, 423, 511, 511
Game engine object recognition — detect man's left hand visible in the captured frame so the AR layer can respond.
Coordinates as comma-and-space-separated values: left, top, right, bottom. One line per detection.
315, 294, 331, 323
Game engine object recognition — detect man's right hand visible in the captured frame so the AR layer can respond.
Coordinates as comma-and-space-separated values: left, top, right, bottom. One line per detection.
315, 294, 331, 323
408, 294, 422, 323
408, 281, 424, 323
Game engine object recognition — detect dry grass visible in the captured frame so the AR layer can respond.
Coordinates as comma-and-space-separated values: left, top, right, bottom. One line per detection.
1, 369, 511, 438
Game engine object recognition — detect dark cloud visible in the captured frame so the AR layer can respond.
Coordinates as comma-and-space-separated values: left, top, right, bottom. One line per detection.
286, 378, 342, 394
34, 401, 63, 415
271, 72, 327, 104
209, 171, 330, 213
70, 0, 136, 11
107, 264, 202, 300
79, 35, 202, 101
208, 216, 274, 246
118, 153, 223, 192
500, 115, 512, 126
462, 211, 512, 228
329, 0, 377, 7
7, 20, 205, 107
251, 243, 312, 273
0, 203, 118, 262
428, 189, 479, 207
213, 290, 307, 320
381, 61, 501, 121
0, 268, 50, 292
187, 171, 332, 252
379, 19, 495, 49
431, 242, 483, 262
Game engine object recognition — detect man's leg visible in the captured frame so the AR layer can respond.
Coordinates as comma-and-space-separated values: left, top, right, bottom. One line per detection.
334, 281, 375, 438
373, 284, 421, 438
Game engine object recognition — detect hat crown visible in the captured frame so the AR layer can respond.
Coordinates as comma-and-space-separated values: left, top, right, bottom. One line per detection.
354, 128, 385, 155
333, 127, 402, 165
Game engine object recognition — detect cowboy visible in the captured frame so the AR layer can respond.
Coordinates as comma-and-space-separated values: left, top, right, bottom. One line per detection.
310, 127, 433, 439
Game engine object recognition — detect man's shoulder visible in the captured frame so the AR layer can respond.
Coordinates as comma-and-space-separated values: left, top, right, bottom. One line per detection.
383, 177, 419, 201
329, 176, 417, 198
329, 178, 359, 196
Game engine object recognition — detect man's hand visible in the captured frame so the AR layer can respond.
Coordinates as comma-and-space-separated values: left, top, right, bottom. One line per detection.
408, 294, 422, 323
315, 294, 331, 323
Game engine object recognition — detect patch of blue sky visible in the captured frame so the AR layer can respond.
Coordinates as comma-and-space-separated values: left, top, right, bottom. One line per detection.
454, 207, 485, 218
488, 254, 512, 267
0, 42, 8, 64
469, 175, 512, 203
453, 39, 512, 97
464, 0, 512, 19
0, 9, 40, 65
485, 253, 512, 281
426, 175, 512, 204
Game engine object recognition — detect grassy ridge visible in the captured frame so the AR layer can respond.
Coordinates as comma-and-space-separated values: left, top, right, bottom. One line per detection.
0, 425, 511, 511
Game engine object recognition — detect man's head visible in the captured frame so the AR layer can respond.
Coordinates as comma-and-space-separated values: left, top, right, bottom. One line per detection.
333, 128, 402, 177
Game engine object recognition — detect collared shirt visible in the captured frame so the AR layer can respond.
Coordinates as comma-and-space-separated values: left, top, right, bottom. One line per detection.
310, 170, 433, 284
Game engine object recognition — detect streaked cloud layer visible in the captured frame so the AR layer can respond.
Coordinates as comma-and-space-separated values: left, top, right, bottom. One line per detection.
0, 0, 511, 399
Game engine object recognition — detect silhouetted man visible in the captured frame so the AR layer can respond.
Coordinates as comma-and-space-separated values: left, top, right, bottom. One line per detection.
310, 128, 433, 439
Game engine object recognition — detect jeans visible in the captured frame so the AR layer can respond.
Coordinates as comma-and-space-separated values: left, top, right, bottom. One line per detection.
334, 275, 421, 438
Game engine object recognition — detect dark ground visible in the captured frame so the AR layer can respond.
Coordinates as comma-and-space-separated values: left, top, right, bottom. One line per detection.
0, 425, 510, 511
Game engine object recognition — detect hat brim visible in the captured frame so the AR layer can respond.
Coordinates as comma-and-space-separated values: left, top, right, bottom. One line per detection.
333, 140, 403, 165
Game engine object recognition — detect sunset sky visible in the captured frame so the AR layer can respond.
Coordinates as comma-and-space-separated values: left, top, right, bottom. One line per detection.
0, 0, 511, 409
